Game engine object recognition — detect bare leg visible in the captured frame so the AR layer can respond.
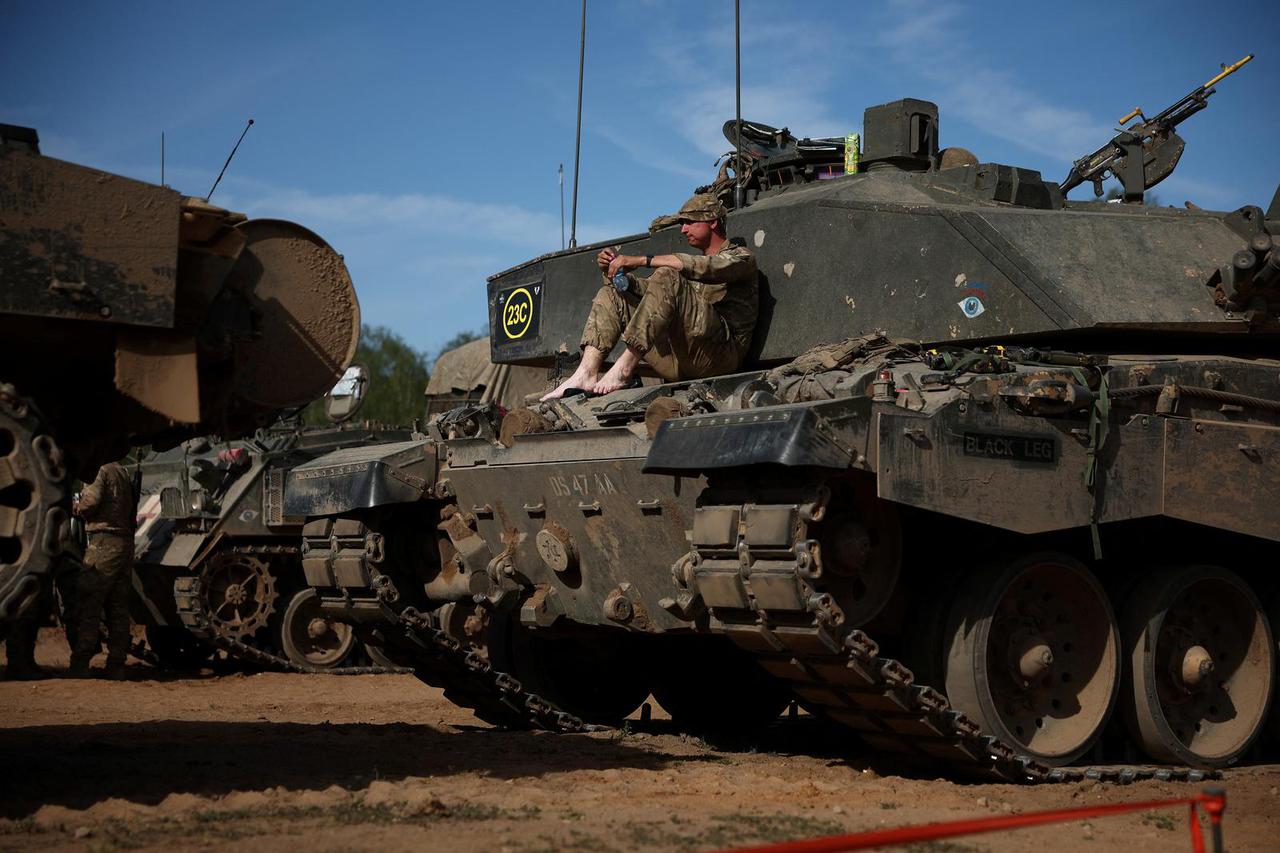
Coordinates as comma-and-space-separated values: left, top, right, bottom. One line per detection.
542, 346, 606, 401
591, 347, 642, 395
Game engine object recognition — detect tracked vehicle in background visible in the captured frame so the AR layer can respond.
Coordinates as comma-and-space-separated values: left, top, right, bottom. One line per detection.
132, 344, 547, 672
132, 374, 413, 672
0, 124, 361, 622
287, 96, 1280, 780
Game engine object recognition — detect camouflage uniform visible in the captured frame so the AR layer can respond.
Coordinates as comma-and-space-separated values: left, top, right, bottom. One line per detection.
70, 462, 135, 676
581, 195, 758, 382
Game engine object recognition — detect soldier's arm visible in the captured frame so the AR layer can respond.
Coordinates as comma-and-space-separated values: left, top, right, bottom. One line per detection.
673, 249, 757, 284
76, 471, 105, 520
606, 252, 749, 280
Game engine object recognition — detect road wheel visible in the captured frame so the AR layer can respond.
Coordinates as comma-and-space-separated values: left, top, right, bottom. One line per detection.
279, 588, 357, 669
944, 552, 1120, 766
1121, 565, 1273, 767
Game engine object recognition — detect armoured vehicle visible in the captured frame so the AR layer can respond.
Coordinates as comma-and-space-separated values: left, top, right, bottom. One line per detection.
132, 345, 545, 671
0, 124, 360, 622
285, 94, 1280, 781
132, 366, 413, 671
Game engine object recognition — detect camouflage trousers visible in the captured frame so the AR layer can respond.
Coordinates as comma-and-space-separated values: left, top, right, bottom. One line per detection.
580, 268, 745, 382
71, 534, 133, 668
2, 596, 41, 676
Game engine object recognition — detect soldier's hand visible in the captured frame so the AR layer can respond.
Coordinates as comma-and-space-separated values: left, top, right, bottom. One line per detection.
607, 255, 638, 279
596, 249, 617, 273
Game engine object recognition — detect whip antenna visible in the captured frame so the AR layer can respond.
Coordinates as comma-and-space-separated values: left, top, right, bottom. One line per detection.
559, 163, 566, 250
207, 118, 254, 201
734, 0, 744, 211
569, 0, 586, 248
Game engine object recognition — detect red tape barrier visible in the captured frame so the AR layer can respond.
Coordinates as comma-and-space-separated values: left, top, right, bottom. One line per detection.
718, 788, 1226, 853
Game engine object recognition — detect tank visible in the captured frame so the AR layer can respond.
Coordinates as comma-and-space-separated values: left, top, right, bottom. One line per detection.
283, 99, 1280, 779
0, 125, 361, 621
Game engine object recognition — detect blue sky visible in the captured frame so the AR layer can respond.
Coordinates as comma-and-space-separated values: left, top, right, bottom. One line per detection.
4, 0, 1276, 358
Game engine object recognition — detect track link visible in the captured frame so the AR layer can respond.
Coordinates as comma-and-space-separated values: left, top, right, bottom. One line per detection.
687, 486, 1217, 784
300, 517, 601, 733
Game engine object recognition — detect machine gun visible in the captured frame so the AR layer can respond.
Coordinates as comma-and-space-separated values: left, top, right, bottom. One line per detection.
1060, 54, 1253, 202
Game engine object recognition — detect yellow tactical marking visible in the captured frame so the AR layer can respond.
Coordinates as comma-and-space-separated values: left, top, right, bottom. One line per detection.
502, 287, 535, 339
1203, 54, 1253, 89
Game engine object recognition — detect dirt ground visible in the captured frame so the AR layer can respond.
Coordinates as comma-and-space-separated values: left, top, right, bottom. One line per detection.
2, 629, 1277, 853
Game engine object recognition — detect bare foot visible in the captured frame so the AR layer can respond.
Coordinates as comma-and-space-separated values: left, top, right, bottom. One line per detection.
590, 363, 634, 395
542, 366, 599, 401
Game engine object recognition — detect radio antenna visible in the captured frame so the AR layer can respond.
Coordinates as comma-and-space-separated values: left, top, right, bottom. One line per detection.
207, 118, 254, 201
734, 0, 744, 211
559, 163, 566, 250
568, 0, 586, 249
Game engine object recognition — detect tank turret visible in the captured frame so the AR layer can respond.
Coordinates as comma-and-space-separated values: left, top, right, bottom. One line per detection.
487, 98, 1275, 370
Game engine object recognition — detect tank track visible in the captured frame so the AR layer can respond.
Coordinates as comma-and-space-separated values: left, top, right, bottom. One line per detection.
390, 605, 602, 733
687, 485, 1218, 784
172, 544, 409, 676
298, 517, 601, 733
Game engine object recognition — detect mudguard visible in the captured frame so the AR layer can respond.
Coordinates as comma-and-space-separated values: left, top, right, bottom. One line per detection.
644, 404, 854, 475
283, 440, 436, 517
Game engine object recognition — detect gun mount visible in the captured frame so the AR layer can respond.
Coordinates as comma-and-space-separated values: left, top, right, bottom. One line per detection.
1060, 54, 1254, 201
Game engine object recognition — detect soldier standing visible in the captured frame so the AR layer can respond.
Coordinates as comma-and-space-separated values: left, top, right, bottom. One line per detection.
543, 193, 758, 399
69, 462, 136, 678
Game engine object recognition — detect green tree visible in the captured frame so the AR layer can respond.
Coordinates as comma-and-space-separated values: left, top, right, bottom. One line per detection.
303, 324, 431, 427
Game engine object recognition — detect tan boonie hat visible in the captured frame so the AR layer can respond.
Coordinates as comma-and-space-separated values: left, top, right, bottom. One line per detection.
676, 192, 727, 223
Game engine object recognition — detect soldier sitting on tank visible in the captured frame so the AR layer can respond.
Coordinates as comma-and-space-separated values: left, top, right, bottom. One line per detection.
543, 193, 758, 399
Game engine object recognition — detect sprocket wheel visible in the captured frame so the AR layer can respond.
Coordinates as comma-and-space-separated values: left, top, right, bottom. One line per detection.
0, 384, 68, 621
199, 551, 277, 640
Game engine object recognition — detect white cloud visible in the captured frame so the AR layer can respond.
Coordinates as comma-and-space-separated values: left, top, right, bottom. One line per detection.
594, 126, 708, 181
670, 84, 854, 159
243, 187, 632, 251
1151, 174, 1242, 211
873, 0, 1111, 163
597, 10, 852, 167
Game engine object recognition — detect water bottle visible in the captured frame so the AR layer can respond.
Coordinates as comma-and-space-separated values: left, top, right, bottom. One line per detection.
612, 270, 630, 293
